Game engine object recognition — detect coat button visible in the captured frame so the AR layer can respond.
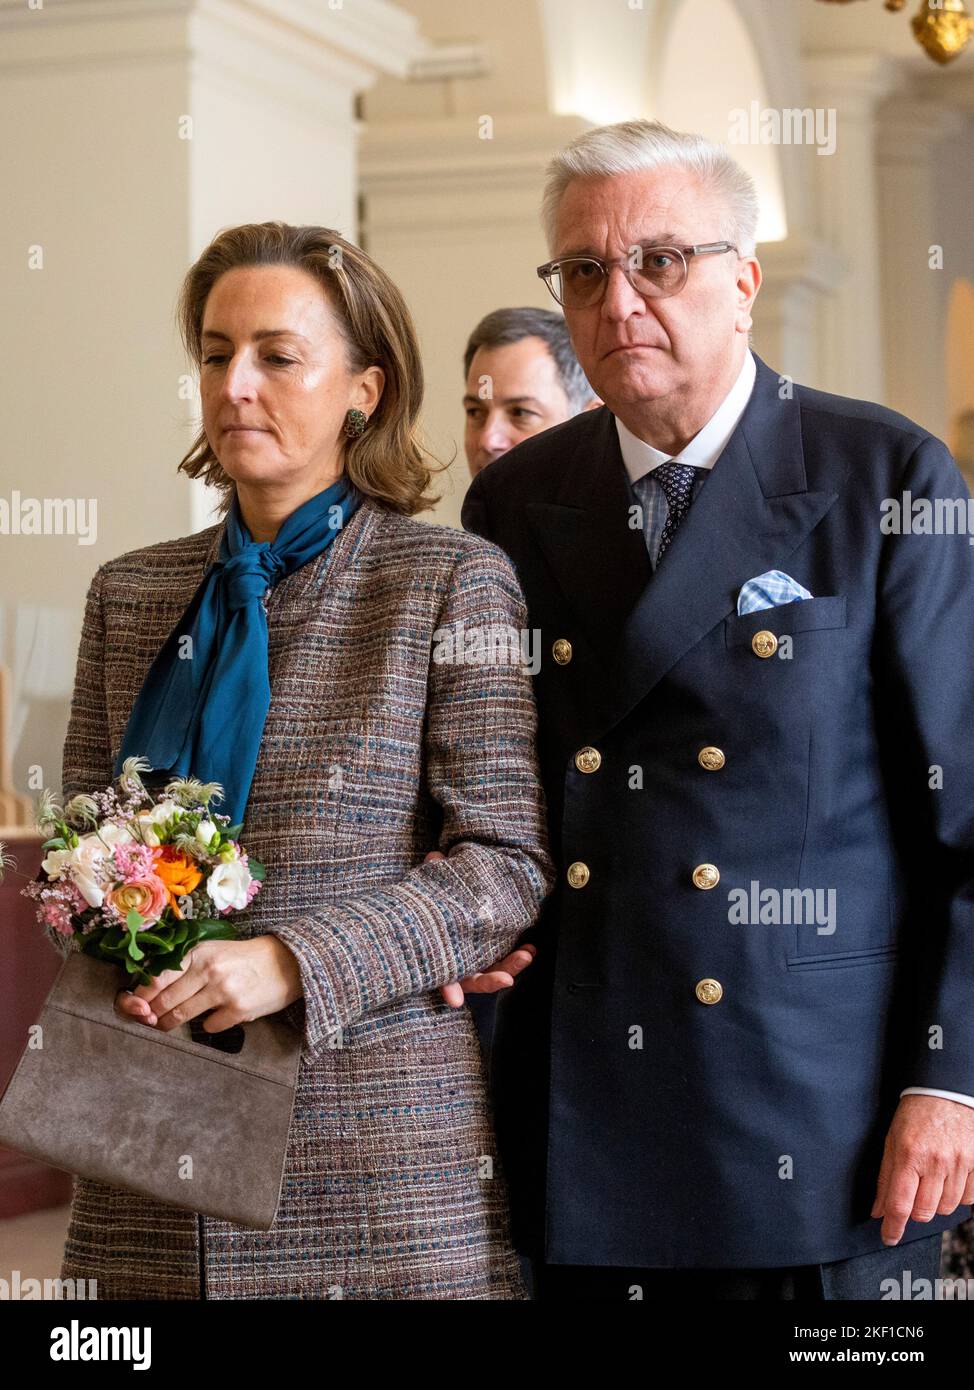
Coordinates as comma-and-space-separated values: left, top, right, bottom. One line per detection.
751, 630, 778, 658
567, 861, 590, 888
698, 746, 725, 771
695, 978, 723, 1005
552, 638, 573, 665
692, 863, 720, 890
574, 746, 602, 774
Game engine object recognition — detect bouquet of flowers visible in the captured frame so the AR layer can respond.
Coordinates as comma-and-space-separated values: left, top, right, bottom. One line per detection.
10, 756, 264, 985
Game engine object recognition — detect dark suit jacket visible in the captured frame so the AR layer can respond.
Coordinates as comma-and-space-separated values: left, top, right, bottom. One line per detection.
461, 351, 974, 1268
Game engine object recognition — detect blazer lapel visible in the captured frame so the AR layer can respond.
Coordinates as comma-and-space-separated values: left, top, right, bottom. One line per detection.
584, 353, 841, 743
526, 407, 652, 669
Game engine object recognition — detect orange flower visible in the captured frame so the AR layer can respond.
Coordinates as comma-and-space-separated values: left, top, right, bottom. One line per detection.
152, 846, 203, 919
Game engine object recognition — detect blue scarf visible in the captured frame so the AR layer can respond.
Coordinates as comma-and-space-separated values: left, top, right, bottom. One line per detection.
114, 476, 362, 829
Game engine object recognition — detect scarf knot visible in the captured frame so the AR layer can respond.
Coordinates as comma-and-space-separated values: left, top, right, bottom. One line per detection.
219, 544, 286, 611
114, 476, 363, 829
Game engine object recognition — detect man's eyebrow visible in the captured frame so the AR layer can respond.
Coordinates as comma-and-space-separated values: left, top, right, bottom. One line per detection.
201, 328, 310, 343
553, 233, 682, 258
462, 394, 545, 408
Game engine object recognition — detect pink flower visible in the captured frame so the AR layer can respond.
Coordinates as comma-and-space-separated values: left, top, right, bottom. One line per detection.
106, 875, 168, 925
41, 901, 76, 936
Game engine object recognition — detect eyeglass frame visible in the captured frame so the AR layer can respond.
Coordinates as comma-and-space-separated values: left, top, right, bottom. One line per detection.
536, 241, 741, 308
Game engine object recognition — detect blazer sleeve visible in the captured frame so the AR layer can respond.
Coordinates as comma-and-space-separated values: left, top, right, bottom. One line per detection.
44, 564, 116, 961
876, 435, 974, 1095
267, 541, 555, 1059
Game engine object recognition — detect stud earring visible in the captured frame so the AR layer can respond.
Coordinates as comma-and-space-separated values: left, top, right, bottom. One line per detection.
343, 408, 368, 438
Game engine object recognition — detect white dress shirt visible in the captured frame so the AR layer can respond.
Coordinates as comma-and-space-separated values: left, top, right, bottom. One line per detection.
614, 348, 974, 1113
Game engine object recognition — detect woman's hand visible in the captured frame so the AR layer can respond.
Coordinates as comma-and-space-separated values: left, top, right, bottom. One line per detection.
113, 936, 304, 1033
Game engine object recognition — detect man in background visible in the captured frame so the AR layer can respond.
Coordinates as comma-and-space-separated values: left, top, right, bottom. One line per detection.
462, 306, 599, 478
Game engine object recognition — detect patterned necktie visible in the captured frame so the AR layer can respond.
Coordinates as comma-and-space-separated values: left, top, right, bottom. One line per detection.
652, 461, 703, 564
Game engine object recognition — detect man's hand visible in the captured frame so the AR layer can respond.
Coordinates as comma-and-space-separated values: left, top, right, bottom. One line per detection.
424, 849, 537, 1008
113, 936, 304, 1033
872, 1094, 974, 1244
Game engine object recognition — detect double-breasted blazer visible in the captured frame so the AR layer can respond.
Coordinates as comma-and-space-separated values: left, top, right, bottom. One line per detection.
462, 351, 974, 1270
54, 493, 554, 1299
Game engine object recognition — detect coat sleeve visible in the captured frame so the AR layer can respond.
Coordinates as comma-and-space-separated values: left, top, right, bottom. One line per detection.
876, 434, 974, 1095
267, 541, 555, 1058
44, 564, 116, 961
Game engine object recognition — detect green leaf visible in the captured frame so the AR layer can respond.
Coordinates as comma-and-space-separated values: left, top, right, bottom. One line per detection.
122, 909, 146, 962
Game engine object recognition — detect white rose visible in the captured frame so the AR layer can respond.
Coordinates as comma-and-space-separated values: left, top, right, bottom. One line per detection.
195, 820, 218, 850
41, 847, 73, 879
96, 822, 134, 848
74, 871, 105, 909
72, 835, 112, 873
131, 812, 162, 846
60, 835, 112, 908
206, 860, 253, 912
147, 799, 181, 826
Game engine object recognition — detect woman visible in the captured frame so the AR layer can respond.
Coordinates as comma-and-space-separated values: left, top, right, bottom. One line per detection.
55, 221, 553, 1299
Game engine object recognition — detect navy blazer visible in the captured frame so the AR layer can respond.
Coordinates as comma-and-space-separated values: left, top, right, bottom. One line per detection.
461, 351, 974, 1269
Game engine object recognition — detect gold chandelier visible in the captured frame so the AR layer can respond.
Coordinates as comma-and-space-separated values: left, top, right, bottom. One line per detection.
816, 0, 973, 65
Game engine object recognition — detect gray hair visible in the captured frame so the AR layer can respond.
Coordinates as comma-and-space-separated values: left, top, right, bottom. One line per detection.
463, 306, 596, 413
540, 118, 759, 257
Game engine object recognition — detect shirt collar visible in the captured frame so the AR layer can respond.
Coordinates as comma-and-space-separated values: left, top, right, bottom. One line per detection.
615, 348, 757, 484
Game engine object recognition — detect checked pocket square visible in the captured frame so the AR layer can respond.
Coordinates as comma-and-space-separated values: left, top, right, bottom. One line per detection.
737, 570, 814, 616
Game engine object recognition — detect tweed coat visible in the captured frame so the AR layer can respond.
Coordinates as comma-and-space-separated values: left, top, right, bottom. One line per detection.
53, 493, 554, 1300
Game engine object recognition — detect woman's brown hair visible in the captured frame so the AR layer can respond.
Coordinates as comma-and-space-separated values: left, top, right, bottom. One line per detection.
176, 221, 445, 515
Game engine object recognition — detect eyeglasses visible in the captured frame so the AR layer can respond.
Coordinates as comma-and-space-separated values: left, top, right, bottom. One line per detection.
536, 241, 740, 309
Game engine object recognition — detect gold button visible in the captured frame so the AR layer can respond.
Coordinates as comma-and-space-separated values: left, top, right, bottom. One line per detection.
751, 630, 778, 659
552, 638, 573, 665
692, 863, 720, 890
574, 746, 602, 774
698, 746, 725, 772
567, 861, 590, 889
695, 978, 723, 1005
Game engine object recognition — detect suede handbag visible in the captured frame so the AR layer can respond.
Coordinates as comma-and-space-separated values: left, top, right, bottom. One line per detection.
0, 950, 302, 1229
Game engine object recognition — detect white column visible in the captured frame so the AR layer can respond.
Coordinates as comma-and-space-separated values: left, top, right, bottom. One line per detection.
876, 100, 965, 439
804, 53, 897, 402
751, 234, 844, 389
0, 0, 425, 794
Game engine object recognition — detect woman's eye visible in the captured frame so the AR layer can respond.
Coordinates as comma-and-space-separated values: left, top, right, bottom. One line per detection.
201, 353, 295, 365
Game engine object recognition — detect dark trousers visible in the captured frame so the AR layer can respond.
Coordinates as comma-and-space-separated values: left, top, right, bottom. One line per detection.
530, 1231, 944, 1301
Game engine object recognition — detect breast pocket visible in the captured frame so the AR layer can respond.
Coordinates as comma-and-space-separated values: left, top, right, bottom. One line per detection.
724, 595, 847, 652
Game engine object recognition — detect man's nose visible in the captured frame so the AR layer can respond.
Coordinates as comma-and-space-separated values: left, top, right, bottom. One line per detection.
600, 263, 647, 322
479, 415, 513, 452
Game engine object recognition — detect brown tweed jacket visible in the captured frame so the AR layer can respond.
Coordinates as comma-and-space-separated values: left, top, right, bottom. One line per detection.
55, 494, 554, 1299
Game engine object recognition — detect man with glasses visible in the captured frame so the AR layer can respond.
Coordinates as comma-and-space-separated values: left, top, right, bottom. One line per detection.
452, 118, 974, 1300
